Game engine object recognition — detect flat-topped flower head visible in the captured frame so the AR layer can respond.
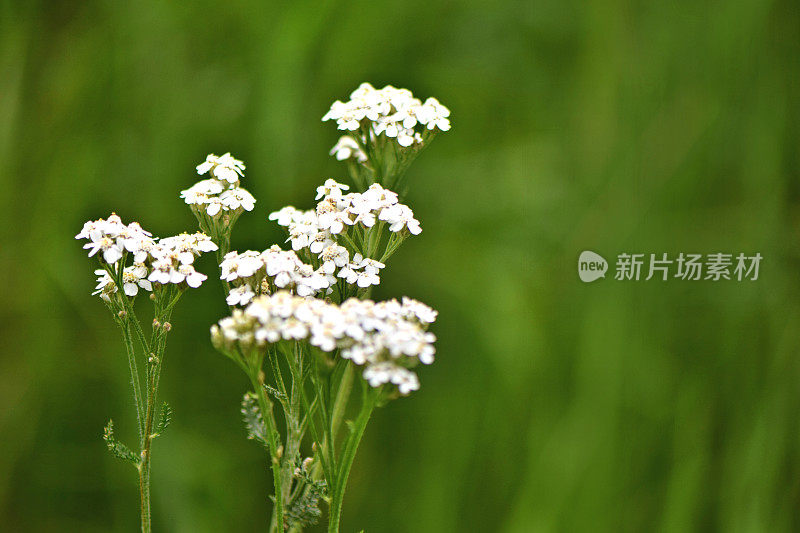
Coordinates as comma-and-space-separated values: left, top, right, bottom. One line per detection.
76, 214, 154, 265
322, 83, 451, 150
219, 246, 334, 304
182, 155, 255, 218
78, 214, 218, 296
196, 152, 246, 184
154, 232, 218, 265
212, 291, 438, 395
143, 232, 217, 288
265, 181, 423, 288
271, 182, 420, 240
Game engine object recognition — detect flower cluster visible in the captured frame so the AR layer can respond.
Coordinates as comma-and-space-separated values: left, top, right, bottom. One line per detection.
322, 83, 450, 148
266, 180, 421, 290
221, 246, 332, 305
196, 152, 246, 183
181, 153, 256, 217
268, 180, 419, 280
76, 214, 218, 296
148, 233, 218, 287
212, 291, 438, 394
77, 214, 153, 264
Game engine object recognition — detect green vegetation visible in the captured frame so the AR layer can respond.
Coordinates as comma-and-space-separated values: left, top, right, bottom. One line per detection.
1, 0, 799, 531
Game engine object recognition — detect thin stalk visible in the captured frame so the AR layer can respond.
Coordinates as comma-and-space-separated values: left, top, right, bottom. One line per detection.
327, 385, 380, 533
280, 344, 305, 500
151, 308, 173, 404
120, 320, 145, 439
137, 466, 150, 533
134, 289, 175, 533
309, 357, 337, 488
330, 362, 354, 442
248, 370, 285, 533
285, 346, 332, 484
378, 232, 407, 263
137, 346, 161, 533
365, 222, 385, 258
103, 263, 150, 354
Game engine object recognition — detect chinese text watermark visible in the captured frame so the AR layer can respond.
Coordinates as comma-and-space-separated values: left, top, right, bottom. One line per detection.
579, 252, 761, 283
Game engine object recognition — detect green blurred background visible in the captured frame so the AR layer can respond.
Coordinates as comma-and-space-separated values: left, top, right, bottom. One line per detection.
2, 0, 800, 531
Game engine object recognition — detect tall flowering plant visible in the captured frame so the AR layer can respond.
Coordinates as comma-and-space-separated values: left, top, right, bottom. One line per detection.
186, 83, 451, 532
77, 82, 449, 532
75, 218, 218, 532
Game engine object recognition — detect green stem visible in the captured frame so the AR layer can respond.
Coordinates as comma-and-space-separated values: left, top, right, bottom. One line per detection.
138, 464, 150, 533
286, 346, 332, 485
120, 320, 145, 440
327, 385, 380, 533
137, 346, 162, 533
134, 293, 174, 533
365, 222, 385, 259
249, 370, 285, 533
310, 358, 337, 489
330, 363, 354, 442
281, 344, 305, 503
378, 232, 407, 263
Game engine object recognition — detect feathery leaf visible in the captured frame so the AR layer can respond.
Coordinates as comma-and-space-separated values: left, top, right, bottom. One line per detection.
103, 420, 140, 466
241, 392, 268, 447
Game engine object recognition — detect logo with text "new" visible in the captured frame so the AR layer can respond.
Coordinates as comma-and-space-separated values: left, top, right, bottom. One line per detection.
578, 251, 608, 282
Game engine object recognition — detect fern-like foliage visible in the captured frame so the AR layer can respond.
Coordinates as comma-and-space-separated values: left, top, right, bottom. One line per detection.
285, 462, 328, 529
285, 488, 323, 529
153, 402, 173, 438
241, 392, 268, 447
103, 420, 140, 466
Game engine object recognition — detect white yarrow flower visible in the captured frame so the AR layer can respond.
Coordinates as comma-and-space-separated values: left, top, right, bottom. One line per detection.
182, 155, 255, 218
323, 83, 450, 154
122, 263, 152, 296
315, 179, 350, 200
196, 152, 246, 183
214, 292, 437, 394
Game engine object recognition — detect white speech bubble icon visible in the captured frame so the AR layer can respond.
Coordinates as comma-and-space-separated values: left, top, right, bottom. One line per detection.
578, 251, 608, 282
